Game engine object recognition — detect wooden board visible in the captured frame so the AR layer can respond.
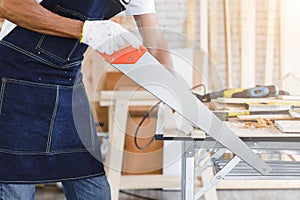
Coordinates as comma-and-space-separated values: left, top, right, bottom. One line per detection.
123, 116, 163, 175
120, 175, 183, 190
208, 0, 218, 90
275, 120, 300, 133
185, 0, 195, 48
277, 95, 300, 101
223, 0, 233, 88
264, 0, 278, 85
217, 180, 300, 189
217, 97, 300, 104
240, 0, 256, 87
226, 120, 300, 137
199, 0, 209, 82
289, 110, 300, 118
237, 114, 292, 121
277, 0, 282, 88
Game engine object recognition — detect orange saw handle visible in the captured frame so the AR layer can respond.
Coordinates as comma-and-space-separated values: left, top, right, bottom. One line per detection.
98, 45, 147, 64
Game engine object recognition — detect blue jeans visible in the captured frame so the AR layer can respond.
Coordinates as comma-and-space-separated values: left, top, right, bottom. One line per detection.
0, 175, 111, 200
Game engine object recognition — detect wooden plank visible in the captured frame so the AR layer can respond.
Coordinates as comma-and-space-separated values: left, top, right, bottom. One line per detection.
208, 0, 218, 64
100, 90, 157, 107
185, 0, 195, 48
199, 155, 219, 200
193, 49, 204, 89
237, 0, 242, 84
217, 180, 300, 189
240, 0, 256, 88
199, 0, 209, 85
277, 0, 283, 88
120, 175, 183, 189
216, 97, 300, 104
275, 120, 300, 133
264, 0, 278, 85
105, 99, 129, 200
225, 121, 300, 138
223, 0, 233, 88
208, 0, 219, 90
237, 114, 292, 121
277, 95, 300, 100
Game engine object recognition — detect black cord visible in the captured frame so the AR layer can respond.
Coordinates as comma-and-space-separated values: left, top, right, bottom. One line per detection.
134, 101, 161, 150
120, 190, 159, 200
134, 83, 208, 150
192, 83, 206, 93
121, 0, 131, 5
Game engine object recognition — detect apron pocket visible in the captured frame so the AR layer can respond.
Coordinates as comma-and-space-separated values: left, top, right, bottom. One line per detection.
35, 5, 87, 66
49, 84, 95, 153
0, 78, 57, 154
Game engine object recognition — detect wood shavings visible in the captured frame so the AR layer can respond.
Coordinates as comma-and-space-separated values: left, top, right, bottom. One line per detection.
244, 122, 255, 128
264, 118, 273, 126
256, 117, 267, 128
244, 117, 273, 129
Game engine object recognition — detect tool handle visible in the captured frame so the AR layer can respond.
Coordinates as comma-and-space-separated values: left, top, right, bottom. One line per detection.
98, 45, 147, 64
248, 87, 269, 98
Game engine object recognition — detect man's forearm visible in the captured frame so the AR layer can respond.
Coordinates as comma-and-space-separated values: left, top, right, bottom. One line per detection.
134, 14, 173, 70
0, 0, 83, 39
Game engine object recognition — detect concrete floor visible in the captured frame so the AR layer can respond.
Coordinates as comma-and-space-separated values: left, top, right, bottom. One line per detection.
35, 186, 300, 200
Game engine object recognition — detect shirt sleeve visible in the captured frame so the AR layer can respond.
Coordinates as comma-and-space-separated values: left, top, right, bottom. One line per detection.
124, 0, 156, 16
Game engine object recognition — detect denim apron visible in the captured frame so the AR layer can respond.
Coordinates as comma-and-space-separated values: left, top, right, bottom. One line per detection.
0, 0, 125, 183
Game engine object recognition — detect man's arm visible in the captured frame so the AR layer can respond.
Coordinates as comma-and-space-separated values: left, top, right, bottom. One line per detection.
0, 0, 83, 39
134, 14, 173, 71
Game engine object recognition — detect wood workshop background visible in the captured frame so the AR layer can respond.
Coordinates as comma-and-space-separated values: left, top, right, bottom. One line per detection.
0, 0, 299, 175
1, 1, 299, 96
77, 0, 300, 98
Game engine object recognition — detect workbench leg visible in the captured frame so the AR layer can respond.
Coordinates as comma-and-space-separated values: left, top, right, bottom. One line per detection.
182, 141, 195, 200
105, 99, 129, 200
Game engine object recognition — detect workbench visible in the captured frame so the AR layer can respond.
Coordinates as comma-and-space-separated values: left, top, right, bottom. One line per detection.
100, 90, 300, 200
156, 120, 300, 200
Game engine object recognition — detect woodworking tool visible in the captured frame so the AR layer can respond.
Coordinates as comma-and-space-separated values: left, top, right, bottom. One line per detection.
194, 85, 282, 102
99, 45, 271, 175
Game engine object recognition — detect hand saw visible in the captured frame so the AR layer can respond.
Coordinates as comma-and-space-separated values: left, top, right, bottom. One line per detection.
99, 45, 271, 175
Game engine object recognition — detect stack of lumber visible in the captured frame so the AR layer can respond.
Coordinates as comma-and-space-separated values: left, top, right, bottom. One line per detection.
211, 97, 300, 133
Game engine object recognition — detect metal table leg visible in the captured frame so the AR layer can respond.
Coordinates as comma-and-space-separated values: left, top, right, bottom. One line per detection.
182, 141, 195, 200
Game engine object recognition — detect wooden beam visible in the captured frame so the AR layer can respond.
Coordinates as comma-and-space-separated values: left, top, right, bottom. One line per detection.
223, 0, 233, 88
278, 0, 283, 88
209, 0, 218, 64
105, 99, 129, 200
199, 0, 209, 85
199, 155, 219, 200
240, 0, 256, 88
264, 0, 278, 85
185, 0, 195, 48
120, 175, 182, 189
208, 0, 218, 90
217, 180, 300, 189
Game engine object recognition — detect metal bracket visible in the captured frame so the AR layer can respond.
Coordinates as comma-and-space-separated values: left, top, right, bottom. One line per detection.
194, 156, 241, 199
195, 148, 227, 177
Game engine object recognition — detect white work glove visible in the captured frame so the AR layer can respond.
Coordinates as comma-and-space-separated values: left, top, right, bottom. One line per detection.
80, 20, 141, 55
